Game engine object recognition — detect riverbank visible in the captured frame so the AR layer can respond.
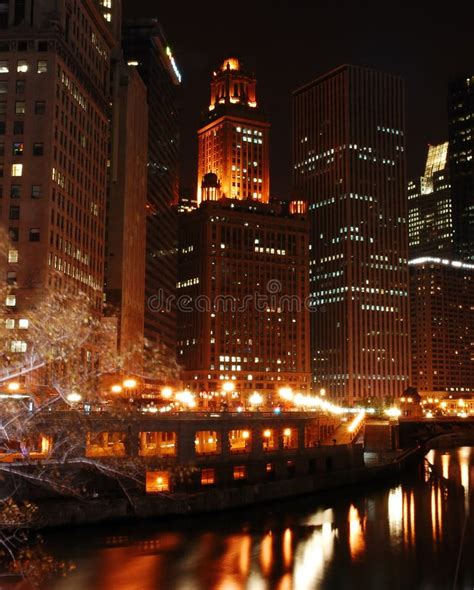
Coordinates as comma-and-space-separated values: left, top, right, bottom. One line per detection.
28, 445, 423, 529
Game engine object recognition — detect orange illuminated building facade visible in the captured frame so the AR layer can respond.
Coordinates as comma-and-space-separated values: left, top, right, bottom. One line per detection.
197, 58, 270, 205
179, 58, 311, 401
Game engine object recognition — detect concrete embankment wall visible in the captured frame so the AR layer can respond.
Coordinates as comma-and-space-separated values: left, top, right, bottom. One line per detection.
31, 451, 420, 528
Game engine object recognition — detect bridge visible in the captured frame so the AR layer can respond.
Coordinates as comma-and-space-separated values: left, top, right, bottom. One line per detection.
398, 417, 474, 449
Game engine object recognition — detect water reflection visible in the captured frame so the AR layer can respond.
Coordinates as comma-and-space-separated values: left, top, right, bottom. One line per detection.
45, 447, 474, 590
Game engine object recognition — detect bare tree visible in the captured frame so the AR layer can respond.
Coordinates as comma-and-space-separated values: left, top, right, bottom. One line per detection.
0, 225, 180, 585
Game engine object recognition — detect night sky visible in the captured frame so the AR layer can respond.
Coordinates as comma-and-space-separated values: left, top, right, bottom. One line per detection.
124, 0, 474, 198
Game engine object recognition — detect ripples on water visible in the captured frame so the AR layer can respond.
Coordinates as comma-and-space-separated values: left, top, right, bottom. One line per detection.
40, 447, 474, 590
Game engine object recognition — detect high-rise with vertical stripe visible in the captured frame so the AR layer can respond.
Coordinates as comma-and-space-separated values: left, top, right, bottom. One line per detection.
292, 65, 410, 405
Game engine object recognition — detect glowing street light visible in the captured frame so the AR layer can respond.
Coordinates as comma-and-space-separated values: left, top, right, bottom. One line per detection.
320, 388, 326, 397
278, 387, 293, 402
249, 391, 263, 408
175, 390, 195, 408
67, 392, 82, 403
222, 381, 235, 394
7, 382, 20, 392
123, 378, 137, 389
161, 386, 173, 399
111, 384, 122, 393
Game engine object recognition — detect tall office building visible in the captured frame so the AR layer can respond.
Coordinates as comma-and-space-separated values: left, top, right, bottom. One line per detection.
448, 75, 474, 263
408, 141, 473, 398
0, 1, 115, 321
408, 142, 453, 258
178, 59, 311, 400
105, 62, 148, 360
122, 20, 180, 360
409, 257, 474, 396
197, 58, 270, 205
293, 65, 410, 405
179, 198, 310, 398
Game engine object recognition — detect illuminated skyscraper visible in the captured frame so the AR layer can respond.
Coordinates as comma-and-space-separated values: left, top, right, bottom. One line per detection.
197, 58, 270, 205
448, 75, 474, 263
178, 59, 311, 400
410, 257, 474, 397
293, 65, 410, 404
0, 0, 115, 317
122, 20, 180, 360
408, 142, 453, 258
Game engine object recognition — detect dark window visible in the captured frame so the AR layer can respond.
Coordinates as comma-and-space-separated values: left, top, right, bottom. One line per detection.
31, 185, 41, 198
0, 143, 4, 156
10, 185, 21, 198
34, 101, 45, 115
9, 227, 19, 241
9, 205, 20, 220
29, 228, 40, 242
0, 121, 5, 135
15, 79, 25, 94
13, 121, 23, 135
17, 41, 27, 52
32, 142, 43, 156
0, 185, 2, 198
0, 81, 7, 93
0, 163, 3, 177
12, 142, 23, 156
7, 271, 17, 285
0, 101, 5, 114
38, 41, 48, 52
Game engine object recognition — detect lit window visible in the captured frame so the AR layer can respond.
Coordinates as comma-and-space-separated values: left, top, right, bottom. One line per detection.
229, 429, 251, 453
19, 319, 29, 329
16, 60, 28, 73
201, 468, 215, 485
8, 250, 18, 263
37, 60, 47, 74
233, 466, 247, 480
11, 164, 23, 176
10, 340, 27, 353
6, 294, 16, 306
15, 101, 25, 114
146, 471, 170, 493
0, 61, 8, 73
5, 319, 15, 329
139, 431, 177, 457
194, 431, 220, 455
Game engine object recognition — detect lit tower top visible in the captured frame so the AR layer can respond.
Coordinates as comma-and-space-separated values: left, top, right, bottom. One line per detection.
197, 57, 270, 205
208, 57, 257, 110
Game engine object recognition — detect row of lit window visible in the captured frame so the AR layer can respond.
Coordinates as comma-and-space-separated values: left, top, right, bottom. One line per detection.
0, 60, 48, 74
5, 318, 28, 329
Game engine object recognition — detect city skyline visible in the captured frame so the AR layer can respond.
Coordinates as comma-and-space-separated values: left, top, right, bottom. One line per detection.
124, 0, 474, 197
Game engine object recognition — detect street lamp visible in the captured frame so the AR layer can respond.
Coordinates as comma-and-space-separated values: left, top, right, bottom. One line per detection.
161, 386, 173, 399
278, 387, 293, 402
320, 388, 326, 397
222, 381, 235, 409
7, 382, 20, 392
123, 378, 137, 389
111, 384, 122, 393
67, 392, 82, 403
249, 391, 263, 410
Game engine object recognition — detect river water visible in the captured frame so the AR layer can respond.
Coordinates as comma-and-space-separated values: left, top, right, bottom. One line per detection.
38, 447, 474, 589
